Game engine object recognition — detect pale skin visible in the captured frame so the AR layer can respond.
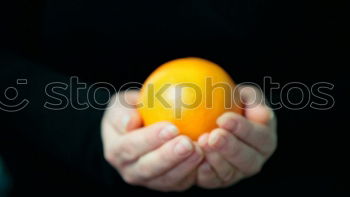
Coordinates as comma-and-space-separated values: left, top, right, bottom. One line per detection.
101, 86, 277, 191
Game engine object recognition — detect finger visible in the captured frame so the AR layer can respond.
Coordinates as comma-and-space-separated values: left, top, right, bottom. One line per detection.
147, 170, 197, 192
118, 90, 143, 131
221, 171, 244, 188
208, 128, 264, 176
197, 162, 223, 189
107, 91, 142, 133
125, 136, 194, 182
113, 122, 179, 165
245, 104, 275, 127
172, 170, 197, 192
102, 118, 122, 161
198, 133, 237, 182
146, 144, 203, 189
217, 112, 276, 156
205, 152, 238, 182
238, 85, 272, 123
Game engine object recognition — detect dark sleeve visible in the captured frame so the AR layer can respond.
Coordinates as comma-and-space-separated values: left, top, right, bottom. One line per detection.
0, 51, 121, 187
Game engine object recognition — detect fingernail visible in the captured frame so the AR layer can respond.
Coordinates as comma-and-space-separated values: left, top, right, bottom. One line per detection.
209, 133, 226, 149
121, 115, 130, 130
174, 138, 193, 156
159, 125, 179, 141
197, 133, 208, 147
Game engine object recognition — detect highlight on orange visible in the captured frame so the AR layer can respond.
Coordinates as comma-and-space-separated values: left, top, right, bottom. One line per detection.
138, 57, 243, 140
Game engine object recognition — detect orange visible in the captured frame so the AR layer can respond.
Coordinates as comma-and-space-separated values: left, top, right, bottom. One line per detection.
138, 57, 242, 140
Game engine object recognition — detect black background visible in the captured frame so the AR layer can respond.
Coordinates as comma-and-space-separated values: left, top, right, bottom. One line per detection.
0, 0, 349, 196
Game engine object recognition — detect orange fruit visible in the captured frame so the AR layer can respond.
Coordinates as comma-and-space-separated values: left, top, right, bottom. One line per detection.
138, 57, 243, 140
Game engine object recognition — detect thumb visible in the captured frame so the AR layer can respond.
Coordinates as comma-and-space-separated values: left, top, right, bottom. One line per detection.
108, 90, 142, 132
245, 104, 272, 125
239, 85, 272, 125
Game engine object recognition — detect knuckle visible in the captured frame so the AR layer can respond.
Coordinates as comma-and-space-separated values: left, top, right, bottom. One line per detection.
123, 151, 138, 163
136, 164, 155, 180
233, 118, 249, 138
246, 157, 262, 176
157, 176, 176, 188
118, 142, 138, 164
230, 138, 242, 158
122, 173, 140, 185
143, 129, 158, 147
250, 163, 262, 176
222, 167, 236, 181
103, 150, 115, 164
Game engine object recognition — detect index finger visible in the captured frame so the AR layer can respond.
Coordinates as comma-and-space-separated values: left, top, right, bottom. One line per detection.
113, 122, 179, 165
238, 85, 275, 126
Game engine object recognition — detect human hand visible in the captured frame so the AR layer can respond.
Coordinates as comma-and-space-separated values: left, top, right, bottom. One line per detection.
101, 91, 204, 192
196, 86, 277, 189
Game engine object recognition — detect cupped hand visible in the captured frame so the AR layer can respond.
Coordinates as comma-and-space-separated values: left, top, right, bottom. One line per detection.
196, 85, 277, 189
101, 91, 204, 192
